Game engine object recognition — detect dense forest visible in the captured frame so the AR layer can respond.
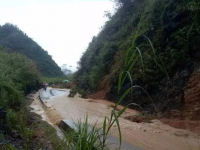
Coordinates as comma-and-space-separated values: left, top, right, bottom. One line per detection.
0, 24, 63, 77
74, 0, 200, 112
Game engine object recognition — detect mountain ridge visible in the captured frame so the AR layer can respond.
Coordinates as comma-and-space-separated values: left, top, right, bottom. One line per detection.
0, 23, 63, 77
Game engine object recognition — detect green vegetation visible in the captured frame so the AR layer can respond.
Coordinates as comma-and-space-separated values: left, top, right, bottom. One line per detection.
0, 25, 69, 149
64, 117, 103, 150
74, 0, 200, 112
4, 101, 63, 150
0, 46, 41, 109
0, 0, 199, 149
0, 46, 67, 149
0, 23, 63, 77
61, 110, 125, 150
42, 76, 72, 89
70, 1, 200, 148
42, 76, 72, 85
0, 46, 42, 149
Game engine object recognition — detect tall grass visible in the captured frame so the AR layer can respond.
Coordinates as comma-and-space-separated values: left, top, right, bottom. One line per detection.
143, 35, 169, 80
60, 117, 103, 150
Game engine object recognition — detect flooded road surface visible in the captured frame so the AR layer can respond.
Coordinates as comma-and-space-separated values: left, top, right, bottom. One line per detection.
29, 91, 64, 139
41, 88, 200, 150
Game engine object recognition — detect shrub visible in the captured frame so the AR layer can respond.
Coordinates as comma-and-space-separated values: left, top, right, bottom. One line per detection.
0, 47, 41, 109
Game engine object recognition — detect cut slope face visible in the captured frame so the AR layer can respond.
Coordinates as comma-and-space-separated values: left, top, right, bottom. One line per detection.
0, 23, 63, 77
162, 70, 200, 134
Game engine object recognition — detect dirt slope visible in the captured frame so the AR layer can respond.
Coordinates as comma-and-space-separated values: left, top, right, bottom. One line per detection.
162, 70, 200, 134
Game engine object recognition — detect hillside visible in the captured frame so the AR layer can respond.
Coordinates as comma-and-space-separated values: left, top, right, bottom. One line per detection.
74, 0, 200, 114
0, 23, 63, 77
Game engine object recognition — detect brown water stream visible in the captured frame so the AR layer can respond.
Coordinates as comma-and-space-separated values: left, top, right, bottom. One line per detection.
31, 89, 200, 150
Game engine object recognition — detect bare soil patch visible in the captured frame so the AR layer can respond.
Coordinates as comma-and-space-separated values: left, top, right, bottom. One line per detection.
89, 90, 107, 100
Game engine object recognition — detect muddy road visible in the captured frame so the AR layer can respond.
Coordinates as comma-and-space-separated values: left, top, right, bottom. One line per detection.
31, 88, 200, 150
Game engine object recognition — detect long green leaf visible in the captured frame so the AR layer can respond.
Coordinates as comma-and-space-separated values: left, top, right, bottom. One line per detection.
127, 49, 137, 69
116, 87, 131, 107
143, 35, 156, 55
125, 46, 134, 69
127, 56, 139, 72
118, 72, 124, 94
127, 103, 144, 111
103, 116, 106, 137
131, 85, 158, 112
144, 35, 169, 79
112, 110, 122, 149
135, 47, 144, 72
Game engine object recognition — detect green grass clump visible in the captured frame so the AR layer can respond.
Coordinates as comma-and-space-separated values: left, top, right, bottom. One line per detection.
64, 117, 103, 150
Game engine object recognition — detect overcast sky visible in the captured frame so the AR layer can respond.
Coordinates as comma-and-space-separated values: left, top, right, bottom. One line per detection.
0, 0, 114, 71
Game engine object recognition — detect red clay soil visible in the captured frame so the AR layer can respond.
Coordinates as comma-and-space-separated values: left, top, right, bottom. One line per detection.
161, 71, 200, 134
89, 90, 107, 100
161, 119, 200, 134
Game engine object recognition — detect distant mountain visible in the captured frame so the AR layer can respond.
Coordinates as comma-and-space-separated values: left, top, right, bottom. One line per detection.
61, 64, 73, 75
0, 23, 63, 77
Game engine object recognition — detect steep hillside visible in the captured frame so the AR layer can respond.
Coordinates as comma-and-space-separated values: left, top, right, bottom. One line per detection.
74, 0, 200, 114
0, 23, 63, 77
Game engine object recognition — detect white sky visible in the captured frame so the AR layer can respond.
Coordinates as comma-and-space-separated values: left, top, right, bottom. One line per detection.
0, 0, 114, 71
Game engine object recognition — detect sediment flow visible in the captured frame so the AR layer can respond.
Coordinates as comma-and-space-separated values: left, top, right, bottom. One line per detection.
33, 88, 200, 150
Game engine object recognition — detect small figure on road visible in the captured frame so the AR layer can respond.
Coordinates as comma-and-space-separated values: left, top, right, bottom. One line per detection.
52, 84, 55, 88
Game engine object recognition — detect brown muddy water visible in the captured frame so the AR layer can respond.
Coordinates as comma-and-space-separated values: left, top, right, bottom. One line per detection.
29, 91, 64, 139
32, 89, 200, 150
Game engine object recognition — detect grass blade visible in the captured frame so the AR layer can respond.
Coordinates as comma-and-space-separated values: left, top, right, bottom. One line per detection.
135, 47, 144, 72
103, 116, 106, 137
131, 85, 158, 112
116, 87, 131, 108
118, 72, 123, 94
127, 49, 137, 69
127, 56, 139, 72
112, 110, 122, 149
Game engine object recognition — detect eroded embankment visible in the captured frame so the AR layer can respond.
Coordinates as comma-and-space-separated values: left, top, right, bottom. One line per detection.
30, 92, 62, 125
29, 90, 63, 139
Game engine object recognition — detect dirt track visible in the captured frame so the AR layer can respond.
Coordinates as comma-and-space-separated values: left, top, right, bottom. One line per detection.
31, 88, 200, 150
